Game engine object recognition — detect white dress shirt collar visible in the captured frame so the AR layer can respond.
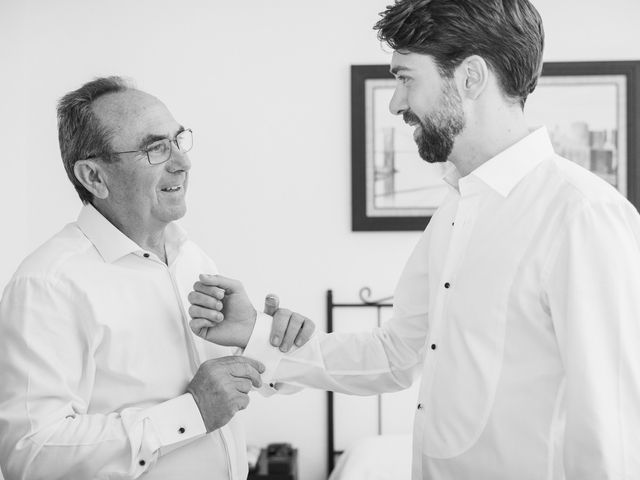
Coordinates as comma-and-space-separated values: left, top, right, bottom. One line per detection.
76, 203, 188, 264
444, 126, 554, 197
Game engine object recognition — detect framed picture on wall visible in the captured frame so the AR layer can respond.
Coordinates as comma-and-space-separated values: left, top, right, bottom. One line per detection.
351, 61, 640, 231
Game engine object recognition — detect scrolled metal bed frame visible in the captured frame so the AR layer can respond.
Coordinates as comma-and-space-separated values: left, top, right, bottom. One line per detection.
325, 287, 393, 475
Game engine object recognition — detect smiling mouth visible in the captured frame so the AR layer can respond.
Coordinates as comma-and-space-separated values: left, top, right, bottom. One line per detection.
161, 185, 183, 192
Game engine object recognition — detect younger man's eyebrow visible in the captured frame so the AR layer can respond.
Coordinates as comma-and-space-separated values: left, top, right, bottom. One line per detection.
390, 65, 411, 76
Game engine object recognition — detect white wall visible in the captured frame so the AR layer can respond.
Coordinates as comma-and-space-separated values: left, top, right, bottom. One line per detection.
0, 2, 28, 290
1, 1, 639, 479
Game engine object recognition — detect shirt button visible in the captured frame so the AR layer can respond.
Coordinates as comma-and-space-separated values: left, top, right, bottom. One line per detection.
444, 282, 450, 289
143, 253, 150, 258
139, 460, 146, 466
431, 344, 437, 350
178, 427, 185, 434
417, 403, 423, 410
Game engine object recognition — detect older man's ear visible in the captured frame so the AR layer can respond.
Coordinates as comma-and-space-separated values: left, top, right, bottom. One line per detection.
74, 160, 109, 199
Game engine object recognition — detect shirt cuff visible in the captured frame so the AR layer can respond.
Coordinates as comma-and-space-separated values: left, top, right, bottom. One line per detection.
144, 393, 207, 452
243, 312, 284, 396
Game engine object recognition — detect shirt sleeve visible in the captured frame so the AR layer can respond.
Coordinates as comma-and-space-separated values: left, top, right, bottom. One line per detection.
0, 276, 206, 480
243, 228, 431, 396
544, 199, 640, 478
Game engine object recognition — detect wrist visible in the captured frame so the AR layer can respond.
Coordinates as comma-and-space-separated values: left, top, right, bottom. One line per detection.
240, 308, 257, 349
186, 389, 212, 433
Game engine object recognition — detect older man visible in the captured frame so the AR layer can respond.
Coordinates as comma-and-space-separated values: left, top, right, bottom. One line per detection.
0, 77, 313, 480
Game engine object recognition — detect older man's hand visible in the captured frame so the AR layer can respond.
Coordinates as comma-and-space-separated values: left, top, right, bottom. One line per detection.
188, 274, 257, 348
187, 356, 264, 432
188, 274, 315, 351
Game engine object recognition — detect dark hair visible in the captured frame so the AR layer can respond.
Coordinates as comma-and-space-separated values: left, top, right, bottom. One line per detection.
57, 76, 132, 203
374, 0, 544, 107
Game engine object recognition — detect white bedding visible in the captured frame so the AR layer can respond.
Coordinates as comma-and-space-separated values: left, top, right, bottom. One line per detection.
328, 434, 412, 480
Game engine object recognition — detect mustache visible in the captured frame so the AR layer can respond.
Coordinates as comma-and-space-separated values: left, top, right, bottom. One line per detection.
403, 111, 421, 126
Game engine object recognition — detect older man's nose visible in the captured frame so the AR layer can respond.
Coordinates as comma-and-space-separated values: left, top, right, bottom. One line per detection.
168, 146, 191, 172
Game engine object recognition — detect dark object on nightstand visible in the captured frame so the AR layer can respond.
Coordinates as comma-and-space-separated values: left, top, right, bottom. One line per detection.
248, 443, 298, 480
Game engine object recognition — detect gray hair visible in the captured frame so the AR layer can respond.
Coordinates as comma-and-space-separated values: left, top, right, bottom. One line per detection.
56, 76, 132, 203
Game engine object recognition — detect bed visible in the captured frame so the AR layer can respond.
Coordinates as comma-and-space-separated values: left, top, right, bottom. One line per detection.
325, 289, 418, 480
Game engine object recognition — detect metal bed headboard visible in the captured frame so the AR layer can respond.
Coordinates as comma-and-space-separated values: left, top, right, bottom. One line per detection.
326, 288, 393, 475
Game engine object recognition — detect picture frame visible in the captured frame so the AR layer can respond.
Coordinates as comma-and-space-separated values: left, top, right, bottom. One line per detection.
351, 61, 640, 231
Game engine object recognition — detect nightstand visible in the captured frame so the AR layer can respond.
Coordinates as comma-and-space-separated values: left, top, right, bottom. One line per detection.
248, 447, 298, 480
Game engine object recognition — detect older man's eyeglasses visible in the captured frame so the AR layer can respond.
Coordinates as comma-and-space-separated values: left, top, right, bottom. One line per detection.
112, 128, 193, 165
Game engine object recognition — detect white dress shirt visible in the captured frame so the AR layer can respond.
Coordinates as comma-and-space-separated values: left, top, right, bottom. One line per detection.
246, 127, 640, 479
0, 204, 249, 480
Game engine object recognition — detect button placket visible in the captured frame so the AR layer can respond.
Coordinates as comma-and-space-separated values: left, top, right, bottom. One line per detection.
427, 194, 479, 390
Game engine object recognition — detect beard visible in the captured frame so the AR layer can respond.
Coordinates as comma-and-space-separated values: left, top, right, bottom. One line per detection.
403, 78, 465, 164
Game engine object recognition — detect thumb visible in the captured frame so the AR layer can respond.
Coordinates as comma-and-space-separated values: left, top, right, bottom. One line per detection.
263, 294, 279, 316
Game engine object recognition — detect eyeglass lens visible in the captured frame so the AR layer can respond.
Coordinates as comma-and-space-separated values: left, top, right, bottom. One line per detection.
147, 129, 193, 165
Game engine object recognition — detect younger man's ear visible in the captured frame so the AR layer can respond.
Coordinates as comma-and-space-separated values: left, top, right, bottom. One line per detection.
74, 159, 109, 200
458, 55, 488, 100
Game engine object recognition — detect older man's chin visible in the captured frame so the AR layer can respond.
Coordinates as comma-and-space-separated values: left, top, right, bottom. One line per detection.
155, 201, 188, 224
173, 203, 188, 221
158, 188, 189, 217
